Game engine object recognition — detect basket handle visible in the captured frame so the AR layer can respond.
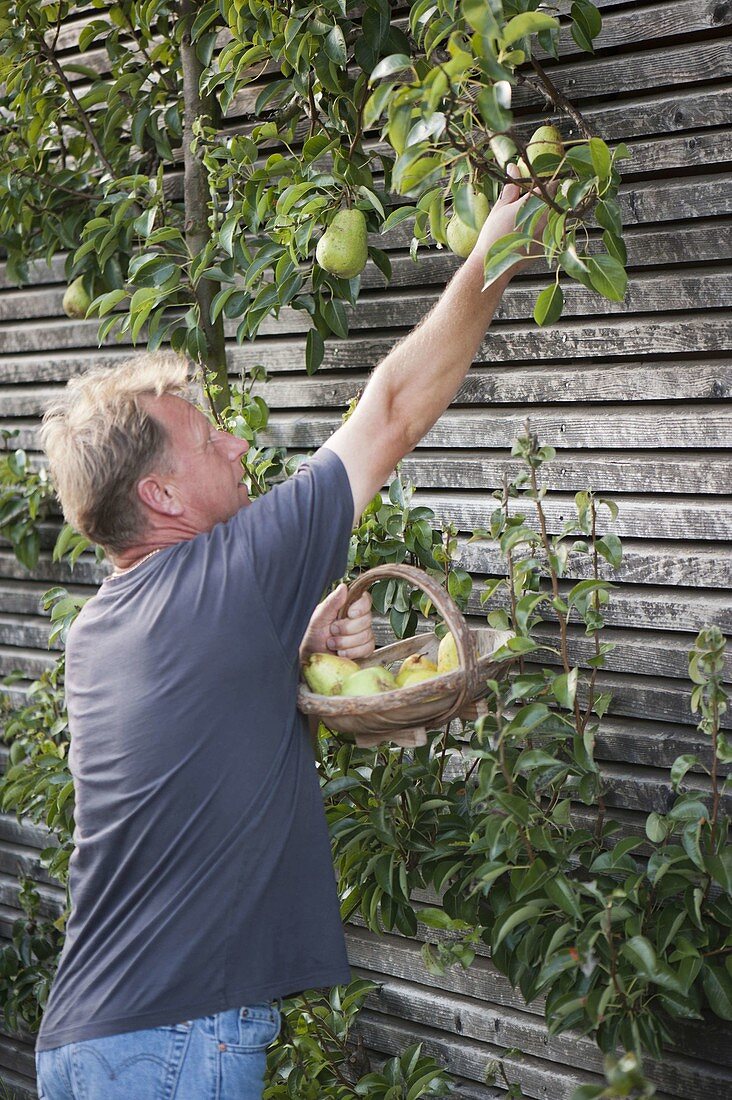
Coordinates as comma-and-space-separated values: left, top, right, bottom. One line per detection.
338, 563, 478, 717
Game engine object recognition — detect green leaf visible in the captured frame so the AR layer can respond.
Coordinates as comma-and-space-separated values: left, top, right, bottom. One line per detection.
219, 215, 239, 257
476, 82, 512, 132
552, 668, 578, 709
670, 754, 698, 790
645, 812, 668, 843
325, 24, 347, 66
703, 963, 732, 1020
370, 54, 412, 83
306, 329, 324, 375
462, 0, 501, 36
587, 254, 627, 302
588, 137, 611, 181
94, 289, 127, 318
502, 12, 559, 46
492, 901, 546, 951
534, 283, 563, 326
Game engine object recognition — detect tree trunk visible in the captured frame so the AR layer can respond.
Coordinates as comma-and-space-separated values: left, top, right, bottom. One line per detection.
179, 0, 230, 412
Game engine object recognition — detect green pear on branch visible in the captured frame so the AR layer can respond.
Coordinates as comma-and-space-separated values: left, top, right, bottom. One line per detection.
315, 208, 368, 278
517, 124, 564, 179
445, 191, 491, 259
62, 276, 92, 319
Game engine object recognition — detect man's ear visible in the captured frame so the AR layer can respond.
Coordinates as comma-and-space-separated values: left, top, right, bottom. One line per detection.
136, 474, 184, 516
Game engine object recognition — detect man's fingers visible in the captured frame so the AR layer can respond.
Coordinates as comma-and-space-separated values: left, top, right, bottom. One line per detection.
336, 640, 376, 660
331, 619, 373, 642
328, 627, 375, 655
346, 591, 371, 617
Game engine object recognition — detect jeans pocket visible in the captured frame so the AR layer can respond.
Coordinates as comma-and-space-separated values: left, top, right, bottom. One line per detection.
233, 1002, 282, 1051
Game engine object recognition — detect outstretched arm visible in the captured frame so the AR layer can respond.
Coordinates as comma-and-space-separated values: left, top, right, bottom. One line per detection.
324, 166, 536, 526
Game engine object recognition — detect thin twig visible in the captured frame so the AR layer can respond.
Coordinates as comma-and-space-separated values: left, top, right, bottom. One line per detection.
38, 41, 115, 178
529, 59, 595, 141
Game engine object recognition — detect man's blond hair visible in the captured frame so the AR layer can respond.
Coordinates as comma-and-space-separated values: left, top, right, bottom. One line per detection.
40, 351, 202, 554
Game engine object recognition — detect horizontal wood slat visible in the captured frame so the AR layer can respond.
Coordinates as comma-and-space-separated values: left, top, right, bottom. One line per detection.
260, 404, 732, 454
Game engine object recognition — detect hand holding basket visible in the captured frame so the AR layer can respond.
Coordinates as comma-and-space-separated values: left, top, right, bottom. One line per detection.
298, 564, 516, 749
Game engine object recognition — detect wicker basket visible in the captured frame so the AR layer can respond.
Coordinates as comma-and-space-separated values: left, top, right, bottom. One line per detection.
297, 564, 516, 748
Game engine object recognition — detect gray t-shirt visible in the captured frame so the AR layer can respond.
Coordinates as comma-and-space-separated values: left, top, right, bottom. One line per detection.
36, 445, 354, 1051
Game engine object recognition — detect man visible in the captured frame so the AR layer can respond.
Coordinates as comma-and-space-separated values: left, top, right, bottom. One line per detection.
34, 165, 536, 1099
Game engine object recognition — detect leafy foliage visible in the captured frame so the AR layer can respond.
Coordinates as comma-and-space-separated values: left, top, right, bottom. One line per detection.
0, 0, 621, 412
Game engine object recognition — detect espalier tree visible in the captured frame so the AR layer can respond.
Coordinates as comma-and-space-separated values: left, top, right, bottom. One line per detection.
0, 0, 626, 405
0, 3, 729, 1099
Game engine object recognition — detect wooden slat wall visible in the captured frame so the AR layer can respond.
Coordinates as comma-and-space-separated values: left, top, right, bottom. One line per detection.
1, 1, 731, 1096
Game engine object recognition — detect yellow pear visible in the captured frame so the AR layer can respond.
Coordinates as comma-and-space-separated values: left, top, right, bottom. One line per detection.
315, 209, 368, 279
397, 667, 440, 688
437, 631, 459, 674
395, 654, 438, 687
302, 652, 359, 695
445, 192, 491, 259
517, 125, 564, 179
341, 665, 397, 696
62, 276, 91, 319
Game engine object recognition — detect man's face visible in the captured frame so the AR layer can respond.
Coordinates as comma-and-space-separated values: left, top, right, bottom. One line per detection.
143, 393, 251, 532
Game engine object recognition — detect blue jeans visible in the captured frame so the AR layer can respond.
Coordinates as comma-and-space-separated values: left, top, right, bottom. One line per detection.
35, 999, 283, 1099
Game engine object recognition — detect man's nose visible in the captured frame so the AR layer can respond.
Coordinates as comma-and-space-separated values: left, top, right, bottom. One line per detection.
231, 435, 249, 459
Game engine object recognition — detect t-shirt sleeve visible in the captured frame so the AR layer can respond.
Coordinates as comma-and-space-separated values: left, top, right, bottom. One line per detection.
229, 445, 354, 660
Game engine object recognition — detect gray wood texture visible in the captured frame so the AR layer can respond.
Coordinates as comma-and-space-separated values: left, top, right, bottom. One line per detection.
1, 2, 731, 1097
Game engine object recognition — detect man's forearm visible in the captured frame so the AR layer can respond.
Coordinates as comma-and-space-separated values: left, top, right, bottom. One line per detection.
372, 253, 512, 447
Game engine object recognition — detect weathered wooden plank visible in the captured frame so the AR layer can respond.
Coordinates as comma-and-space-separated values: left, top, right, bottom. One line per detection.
0, 649, 55, 679
367, 223, 732, 290
0, 618, 724, 730
0, 294, 726, 371
6, 356, 732, 418
520, 83, 732, 141
411, 490, 732, 541
0, 1029, 36, 1081
2, 266, 730, 356
402, 453, 732, 497
544, 0, 732, 60
0, 551, 106, 588
513, 39, 732, 108
351, 972, 729, 1100
0, 215, 722, 310
2, 532, 728, 605
350, 1009, 676, 1100
465, 581, 732, 635
230, 39, 732, 121
343, 923, 732, 1071
246, 359, 732, 408
3, 265, 731, 333
234, 316, 732, 372
0, 618, 55, 652
456, 537, 732, 589
461, 585, 732, 638
3, 527, 729, 608
0, 150, 728, 301
259, 403, 732, 452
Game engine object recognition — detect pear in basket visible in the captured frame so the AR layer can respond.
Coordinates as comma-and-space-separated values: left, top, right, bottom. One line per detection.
302, 652, 359, 695
341, 665, 397, 696
437, 630, 459, 674
395, 653, 437, 687
398, 667, 440, 688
